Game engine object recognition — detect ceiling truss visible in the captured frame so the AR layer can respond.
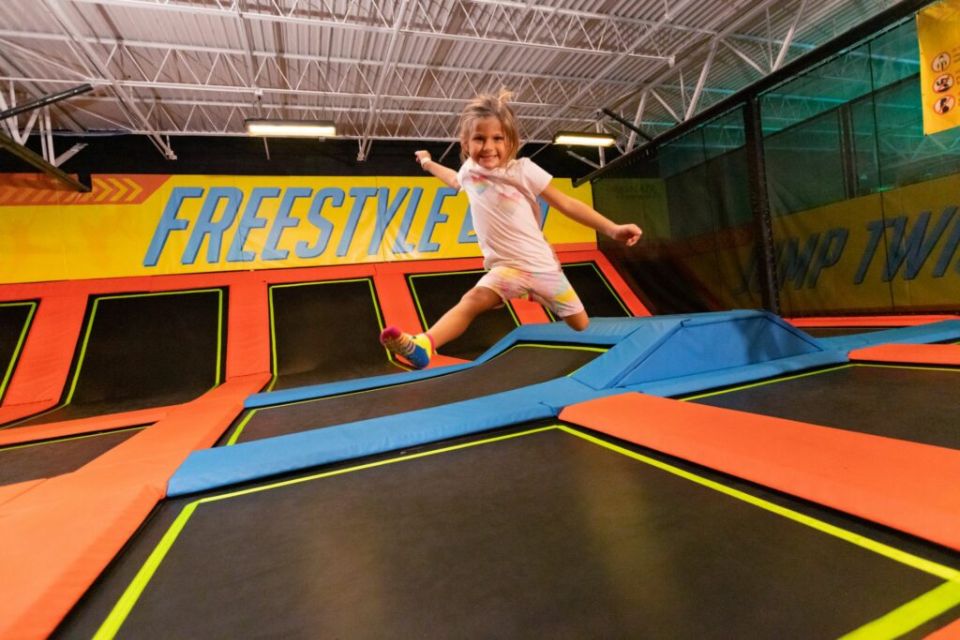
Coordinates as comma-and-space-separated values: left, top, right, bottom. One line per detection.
0, 0, 903, 161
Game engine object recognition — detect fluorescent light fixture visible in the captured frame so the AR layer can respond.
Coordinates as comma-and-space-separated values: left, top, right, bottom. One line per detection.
553, 131, 616, 147
244, 119, 336, 138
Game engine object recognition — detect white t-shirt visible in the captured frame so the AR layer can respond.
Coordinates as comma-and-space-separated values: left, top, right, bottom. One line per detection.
457, 157, 559, 272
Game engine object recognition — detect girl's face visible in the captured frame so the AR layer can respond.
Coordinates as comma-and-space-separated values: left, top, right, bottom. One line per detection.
467, 117, 508, 170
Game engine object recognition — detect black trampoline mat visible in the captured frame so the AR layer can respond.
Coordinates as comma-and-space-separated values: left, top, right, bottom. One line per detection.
0, 302, 34, 402
547, 262, 631, 321
690, 364, 960, 449
268, 279, 399, 390
11, 290, 224, 427
57, 427, 959, 639
409, 271, 518, 361
0, 426, 145, 485
225, 344, 600, 444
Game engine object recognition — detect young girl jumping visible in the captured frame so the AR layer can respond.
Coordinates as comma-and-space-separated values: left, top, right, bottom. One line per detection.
380, 90, 642, 369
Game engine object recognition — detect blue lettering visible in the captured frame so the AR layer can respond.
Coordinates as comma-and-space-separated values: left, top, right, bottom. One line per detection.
143, 187, 202, 267
421, 187, 457, 252
933, 207, 960, 277
458, 205, 477, 244
807, 227, 848, 287
297, 188, 343, 258
778, 234, 819, 289
368, 187, 409, 256
538, 198, 550, 229
884, 207, 956, 280
392, 188, 422, 254
263, 188, 311, 260
183, 187, 242, 265
227, 187, 279, 262
338, 187, 378, 257
854, 219, 886, 284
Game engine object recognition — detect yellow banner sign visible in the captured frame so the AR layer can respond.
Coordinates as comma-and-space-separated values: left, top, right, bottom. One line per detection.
676, 172, 960, 313
917, 0, 960, 135
0, 174, 596, 284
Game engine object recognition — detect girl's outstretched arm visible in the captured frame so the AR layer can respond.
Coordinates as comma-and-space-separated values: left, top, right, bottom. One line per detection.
415, 150, 460, 190
540, 183, 642, 246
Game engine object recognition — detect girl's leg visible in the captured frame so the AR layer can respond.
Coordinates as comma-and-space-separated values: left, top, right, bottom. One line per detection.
563, 311, 590, 331
527, 269, 589, 332
562, 310, 589, 331
427, 286, 502, 348
380, 286, 501, 369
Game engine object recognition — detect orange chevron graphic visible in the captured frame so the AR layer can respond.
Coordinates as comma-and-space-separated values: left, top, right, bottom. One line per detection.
0, 174, 169, 206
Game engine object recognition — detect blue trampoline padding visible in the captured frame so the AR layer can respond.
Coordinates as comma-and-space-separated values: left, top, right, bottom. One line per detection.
584, 310, 825, 390
471, 317, 641, 365
616, 311, 825, 388
245, 362, 473, 408
629, 350, 850, 398
245, 319, 631, 409
571, 316, 686, 390
169, 377, 613, 497
817, 320, 960, 352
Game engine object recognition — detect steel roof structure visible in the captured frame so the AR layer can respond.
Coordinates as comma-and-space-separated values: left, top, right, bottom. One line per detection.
0, 0, 902, 162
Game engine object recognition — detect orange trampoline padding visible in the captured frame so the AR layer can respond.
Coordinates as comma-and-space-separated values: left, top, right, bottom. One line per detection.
0, 479, 44, 507
0, 374, 268, 640
0, 405, 171, 447
788, 314, 960, 327
511, 298, 551, 325
560, 392, 960, 551
926, 617, 960, 639
225, 279, 271, 378
849, 343, 960, 366
0, 292, 86, 411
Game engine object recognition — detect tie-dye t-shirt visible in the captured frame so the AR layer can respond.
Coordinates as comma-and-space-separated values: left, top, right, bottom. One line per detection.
457, 157, 557, 272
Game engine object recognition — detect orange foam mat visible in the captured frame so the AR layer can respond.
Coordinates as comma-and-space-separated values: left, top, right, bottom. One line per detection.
0, 292, 86, 414
0, 373, 269, 640
0, 405, 171, 447
927, 618, 960, 639
510, 297, 551, 324
0, 400, 60, 428
225, 279, 271, 378
560, 392, 960, 551
788, 314, 960, 327
0, 478, 44, 507
849, 343, 960, 366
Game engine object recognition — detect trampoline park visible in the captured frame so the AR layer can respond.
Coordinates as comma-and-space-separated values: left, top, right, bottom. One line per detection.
3, 1, 960, 639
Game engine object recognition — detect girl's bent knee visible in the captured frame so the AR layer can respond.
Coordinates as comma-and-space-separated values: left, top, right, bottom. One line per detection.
462, 286, 500, 305
564, 314, 589, 332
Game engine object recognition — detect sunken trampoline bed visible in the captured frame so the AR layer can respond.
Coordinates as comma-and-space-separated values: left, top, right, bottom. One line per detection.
2, 263, 960, 639
60, 313, 960, 638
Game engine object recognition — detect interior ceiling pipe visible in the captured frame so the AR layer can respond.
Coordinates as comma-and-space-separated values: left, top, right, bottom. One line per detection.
0, 131, 91, 192
0, 83, 93, 121
601, 108, 653, 143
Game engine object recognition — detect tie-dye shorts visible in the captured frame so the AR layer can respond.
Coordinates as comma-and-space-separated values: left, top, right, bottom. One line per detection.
476, 266, 585, 318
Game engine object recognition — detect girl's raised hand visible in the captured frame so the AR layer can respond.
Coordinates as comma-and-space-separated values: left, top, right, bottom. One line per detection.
414, 150, 432, 167
612, 223, 643, 246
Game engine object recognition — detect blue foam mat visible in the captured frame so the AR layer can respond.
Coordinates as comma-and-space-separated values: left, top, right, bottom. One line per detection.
817, 320, 960, 351
245, 317, 637, 408
170, 377, 613, 496
170, 311, 960, 496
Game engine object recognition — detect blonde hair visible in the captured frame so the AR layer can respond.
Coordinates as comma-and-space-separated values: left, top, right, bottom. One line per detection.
458, 89, 520, 162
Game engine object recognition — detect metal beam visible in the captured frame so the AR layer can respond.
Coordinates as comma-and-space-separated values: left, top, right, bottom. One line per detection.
576, 0, 939, 186
40, 0, 177, 159
601, 108, 652, 142
522, 0, 695, 144
0, 131, 90, 192
359, 0, 411, 161
0, 83, 92, 120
